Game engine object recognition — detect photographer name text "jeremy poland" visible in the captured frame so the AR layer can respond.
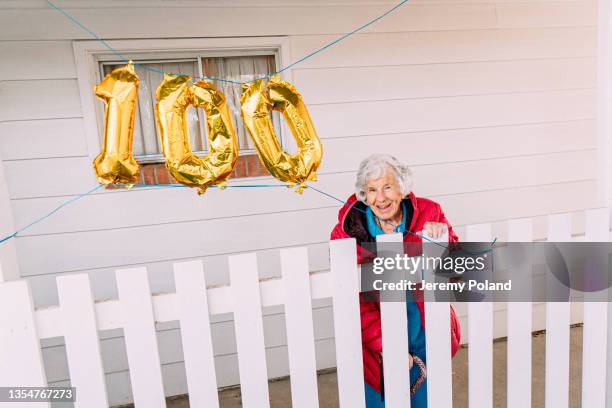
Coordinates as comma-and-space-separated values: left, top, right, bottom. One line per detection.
371, 279, 512, 292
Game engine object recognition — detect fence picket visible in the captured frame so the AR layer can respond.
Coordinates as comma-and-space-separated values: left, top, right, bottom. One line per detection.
545, 214, 571, 408
506, 218, 533, 408
377, 233, 411, 407
173, 261, 219, 408
0, 280, 49, 407
116, 268, 166, 408
57, 274, 108, 408
281, 247, 319, 408
422, 230, 452, 408
229, 253, 270, 408
330, 238, 366, 408
582, 302, 607, 407
586, 208, 610, 241
548, 213, 572, 241
581, 209, 609, 408
466, 223, 493, 408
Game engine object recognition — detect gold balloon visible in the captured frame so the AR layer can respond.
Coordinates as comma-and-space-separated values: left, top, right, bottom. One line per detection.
240, 76, 323, 192
155, 74, 239, 194
93, 62, 140, 185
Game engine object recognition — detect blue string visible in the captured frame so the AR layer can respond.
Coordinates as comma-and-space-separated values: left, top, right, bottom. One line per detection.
44, 1, 243, 84
120, 183, 288, 189
0, 181, 495, 257
273, 0, 409, 77
46, 1, 130, 62
46, 0, 409, 84
0, 233, 17, 245
0, 182, 291, 244
0, 185, 104, 244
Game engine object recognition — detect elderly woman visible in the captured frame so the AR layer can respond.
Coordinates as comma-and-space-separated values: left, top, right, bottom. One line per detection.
330, 154, 461, 408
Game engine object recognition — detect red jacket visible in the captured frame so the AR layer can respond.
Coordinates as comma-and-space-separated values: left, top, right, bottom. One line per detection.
330, 192, 461, 393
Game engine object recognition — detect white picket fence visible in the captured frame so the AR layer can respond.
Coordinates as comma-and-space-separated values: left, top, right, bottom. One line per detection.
0, 208, 611, 407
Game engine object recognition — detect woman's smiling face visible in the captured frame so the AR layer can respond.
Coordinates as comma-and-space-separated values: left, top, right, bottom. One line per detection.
364, 168, 404, 222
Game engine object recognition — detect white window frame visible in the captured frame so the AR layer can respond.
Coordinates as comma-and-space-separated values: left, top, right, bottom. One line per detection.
73, 37, 293, 172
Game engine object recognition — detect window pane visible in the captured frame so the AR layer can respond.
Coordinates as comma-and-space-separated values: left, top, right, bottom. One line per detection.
201, 55, 279, 151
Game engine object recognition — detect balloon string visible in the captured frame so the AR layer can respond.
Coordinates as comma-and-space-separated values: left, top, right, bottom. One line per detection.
0, 182, 496, 257
0, 182, 293, 244
274, 0, 409, 77
46, 0, 409, 84
0, 185, 104, 244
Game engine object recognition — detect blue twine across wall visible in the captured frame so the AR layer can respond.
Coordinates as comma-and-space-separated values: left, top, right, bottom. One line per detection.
0, 183, 288, 244
46, 0, 409, 84
0, 182, 495, 255
0, 184, 104, 244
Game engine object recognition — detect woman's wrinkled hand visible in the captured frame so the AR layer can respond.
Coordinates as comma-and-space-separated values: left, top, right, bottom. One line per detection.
423, 221, 448, 239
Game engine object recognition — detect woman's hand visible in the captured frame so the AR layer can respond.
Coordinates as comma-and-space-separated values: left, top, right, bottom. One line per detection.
423, 222, 448, 239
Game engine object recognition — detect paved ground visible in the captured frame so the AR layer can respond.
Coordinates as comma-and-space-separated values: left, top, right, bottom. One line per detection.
125, 325, 584, 407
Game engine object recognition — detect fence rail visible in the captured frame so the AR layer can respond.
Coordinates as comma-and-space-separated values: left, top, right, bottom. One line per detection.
0, 209, 611, 407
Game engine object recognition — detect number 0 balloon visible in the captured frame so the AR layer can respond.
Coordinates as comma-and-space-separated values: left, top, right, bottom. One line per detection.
240, 76, 323, 193
155, 74, 239, 194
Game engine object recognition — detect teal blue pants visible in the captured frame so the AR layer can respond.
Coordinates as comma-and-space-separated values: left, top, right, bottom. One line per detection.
364, 299, 427, 408
364, 359, 427, 407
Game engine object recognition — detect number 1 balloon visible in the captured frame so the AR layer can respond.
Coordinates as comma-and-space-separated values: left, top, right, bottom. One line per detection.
93, 62, 141, 185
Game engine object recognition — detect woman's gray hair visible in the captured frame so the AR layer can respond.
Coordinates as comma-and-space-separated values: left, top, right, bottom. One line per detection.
354, 154, 413, 202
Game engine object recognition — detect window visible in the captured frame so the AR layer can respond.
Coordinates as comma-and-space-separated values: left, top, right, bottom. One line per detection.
100, 54, 279, 183
75, 38, 291, 184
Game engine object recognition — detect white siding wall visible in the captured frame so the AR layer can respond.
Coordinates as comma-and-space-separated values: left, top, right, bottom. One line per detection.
0, 0, 599, 405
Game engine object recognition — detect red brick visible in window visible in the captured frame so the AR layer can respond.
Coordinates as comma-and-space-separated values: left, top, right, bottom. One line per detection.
137, 154, 268, 185
231, 156, 247, 179
245, 154, 269, 177
143, 164, 156, 185
154, 164, 171, 184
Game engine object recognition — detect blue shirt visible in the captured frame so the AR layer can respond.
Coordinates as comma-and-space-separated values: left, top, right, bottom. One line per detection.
365, 202, 407, 236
